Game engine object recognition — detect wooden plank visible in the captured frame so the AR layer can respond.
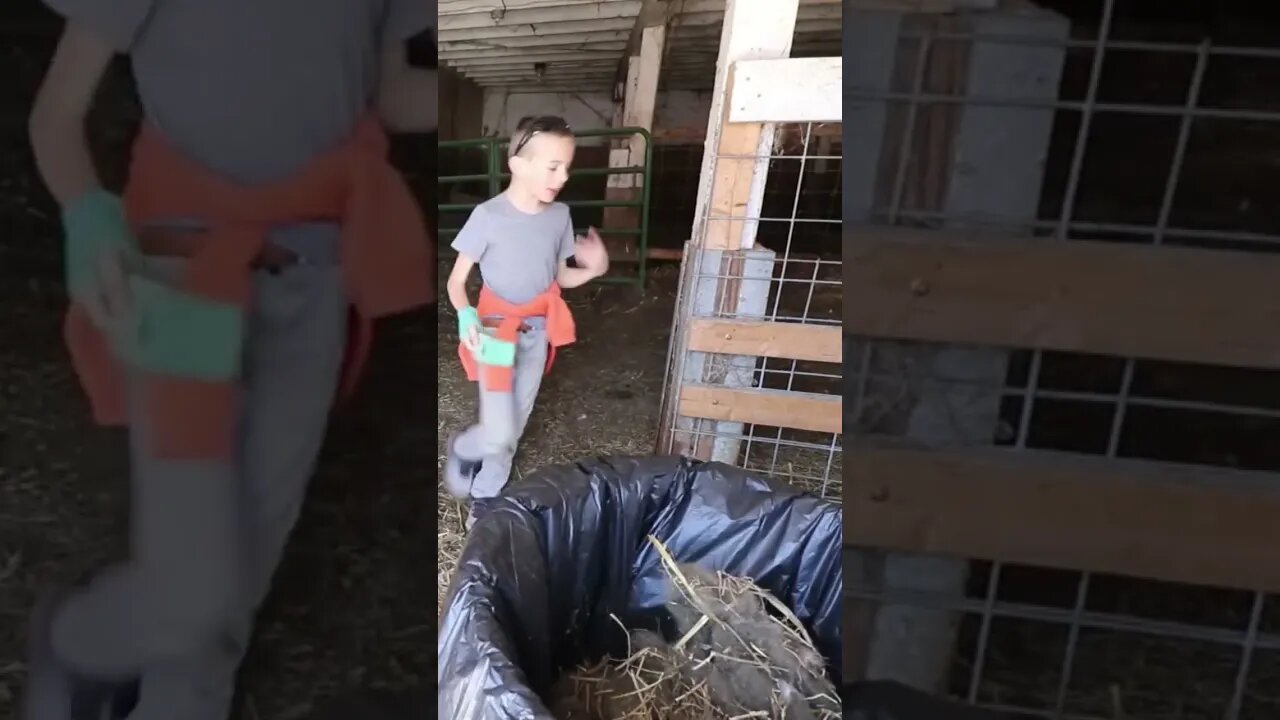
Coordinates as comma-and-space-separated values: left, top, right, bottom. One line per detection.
687, 318, 842, 363
844, 443, 1280, 594
677, 384, 841, 434
728, 57, 842, 124
845, 226, 1280, 370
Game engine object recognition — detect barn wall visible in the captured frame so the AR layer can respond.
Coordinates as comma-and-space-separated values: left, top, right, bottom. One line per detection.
438, 68, 485, 141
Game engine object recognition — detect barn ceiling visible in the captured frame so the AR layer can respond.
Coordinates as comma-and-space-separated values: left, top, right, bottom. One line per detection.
437, 0, 843, 93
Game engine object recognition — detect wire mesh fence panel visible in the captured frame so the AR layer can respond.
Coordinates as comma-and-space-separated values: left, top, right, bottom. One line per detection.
658, 104, 844, 501
845, 1, 1280, 717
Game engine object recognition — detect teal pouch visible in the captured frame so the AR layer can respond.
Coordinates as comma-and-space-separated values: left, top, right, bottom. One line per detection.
457, 306, 480, 340
120, 275, 245, 381
62, 190, 134, 299
477, 333, 516, 368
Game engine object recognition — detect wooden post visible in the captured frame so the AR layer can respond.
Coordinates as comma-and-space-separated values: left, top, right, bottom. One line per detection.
603, 24, 665, 253
661, 0, 800, 461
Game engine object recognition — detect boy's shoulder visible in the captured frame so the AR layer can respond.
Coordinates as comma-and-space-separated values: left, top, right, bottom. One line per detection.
475, 195, 571, 221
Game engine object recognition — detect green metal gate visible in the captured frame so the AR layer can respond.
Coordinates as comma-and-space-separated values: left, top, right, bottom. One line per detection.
438, 126, 653, 288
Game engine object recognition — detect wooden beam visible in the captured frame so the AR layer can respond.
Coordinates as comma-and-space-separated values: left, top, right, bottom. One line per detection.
447, 51, 621, 67
602, 24, 665, 249
440, 36, 630, 51
695, 0, 799, 251
440, 43, 629, 60
613, 0, 673, 90
686, 318, 842, 363
844, 443, 1280, 594
677, 384, 842, 434
440, 42, 629, 59
676, 0, 842, 11
677, 4, 842, 26
845, 226, 1280, 370
441, 0, 636, 15
728, 57, 842, 123
439, 2, 642, 31
439, 18, 637, 42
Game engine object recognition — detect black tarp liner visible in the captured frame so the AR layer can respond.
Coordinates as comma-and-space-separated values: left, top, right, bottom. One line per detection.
437, 455, 843, 719
843, 681, 1041, 719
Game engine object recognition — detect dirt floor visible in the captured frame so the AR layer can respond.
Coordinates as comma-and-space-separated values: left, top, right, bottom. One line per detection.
435, 263, 680, 615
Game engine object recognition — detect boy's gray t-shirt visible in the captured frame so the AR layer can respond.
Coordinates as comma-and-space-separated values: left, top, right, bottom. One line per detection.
452, 195, 577, 306
43, 0, 434, 185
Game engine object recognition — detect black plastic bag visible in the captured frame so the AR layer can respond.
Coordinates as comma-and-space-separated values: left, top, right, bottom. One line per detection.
843, 681, 1040, 720
437, 455, 843, 719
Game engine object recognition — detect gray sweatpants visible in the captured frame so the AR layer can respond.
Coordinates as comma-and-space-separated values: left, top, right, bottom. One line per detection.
454, 326, 548, 498
49, 248, 347, 720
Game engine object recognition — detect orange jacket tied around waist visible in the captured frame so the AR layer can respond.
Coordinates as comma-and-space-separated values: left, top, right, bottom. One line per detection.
457, 284, 576, 392
64, 114, 433, 459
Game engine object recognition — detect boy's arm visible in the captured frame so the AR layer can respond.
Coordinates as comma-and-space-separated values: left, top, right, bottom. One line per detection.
446, 254, 476, 311
29, 22, 116, 205
556, 262, 601, 290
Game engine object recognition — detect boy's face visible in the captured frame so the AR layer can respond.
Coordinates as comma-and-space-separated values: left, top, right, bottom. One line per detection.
511, 133, 576, 204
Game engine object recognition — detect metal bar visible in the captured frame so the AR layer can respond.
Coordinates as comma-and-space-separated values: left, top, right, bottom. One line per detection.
1154, 41, 1210, 247
889, 35, 933, 224
675, 426, 843, 454
843, 90, 1280, 124
851, 342, 874, 428
967, 563, 1003, 703
1054, 573, 1092, 714
870, 211, 1280, 248
845, 374, 1280, 423
706, 214, 843, 224
438, 173, 494, 183
1226, 592, 1266, 720
877, 32, 1280, 61
638, 128, 654, 288
1014, 0, 1113, 454
845, 584, 1280, 651
715, 152, 846, 161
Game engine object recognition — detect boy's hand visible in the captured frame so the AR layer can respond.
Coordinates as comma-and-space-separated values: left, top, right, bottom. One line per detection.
575, 226, 609, 277
457, 306, 482, 353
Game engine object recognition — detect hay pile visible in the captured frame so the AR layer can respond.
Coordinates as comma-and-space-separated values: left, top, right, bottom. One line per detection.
548, 537, 840, 720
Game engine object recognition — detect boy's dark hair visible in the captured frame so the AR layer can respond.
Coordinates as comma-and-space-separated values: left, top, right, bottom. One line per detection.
509, 115, 573, 158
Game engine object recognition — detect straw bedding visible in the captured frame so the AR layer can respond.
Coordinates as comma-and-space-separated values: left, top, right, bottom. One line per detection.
548, 537, 840, 720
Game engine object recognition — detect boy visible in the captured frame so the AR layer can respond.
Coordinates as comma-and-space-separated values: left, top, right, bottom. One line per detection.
442, 115, 609, 523
24, 3, 434, 719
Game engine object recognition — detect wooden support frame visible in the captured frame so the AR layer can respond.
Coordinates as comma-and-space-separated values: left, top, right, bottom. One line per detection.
846, 225, 1280, 370
660, 0, 848, 467
728, 57, 843, 124
845, 442, 1280, 594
